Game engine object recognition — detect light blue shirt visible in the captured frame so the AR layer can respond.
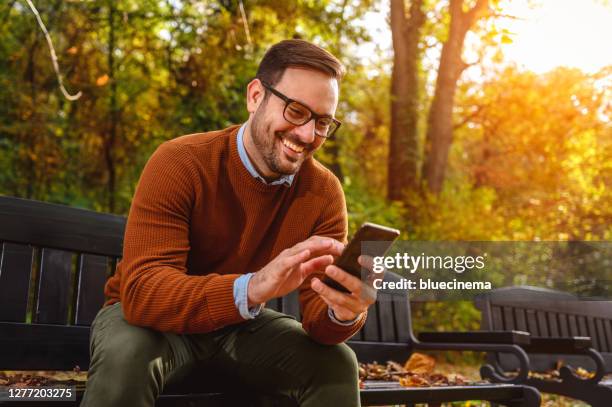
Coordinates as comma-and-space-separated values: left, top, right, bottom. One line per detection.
232, 123, 359, 325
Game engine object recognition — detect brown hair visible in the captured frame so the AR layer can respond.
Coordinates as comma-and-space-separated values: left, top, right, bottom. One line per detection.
256, 39, 345, 86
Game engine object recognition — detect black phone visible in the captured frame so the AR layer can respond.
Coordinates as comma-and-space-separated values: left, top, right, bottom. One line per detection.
323, 222, 400, 293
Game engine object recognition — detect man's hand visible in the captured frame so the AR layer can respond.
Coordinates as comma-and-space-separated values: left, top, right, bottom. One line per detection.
310, 255, 379, 322
248, 236, 344, 306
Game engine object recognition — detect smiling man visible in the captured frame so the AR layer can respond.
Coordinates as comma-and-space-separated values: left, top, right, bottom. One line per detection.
81, 39, 375, 407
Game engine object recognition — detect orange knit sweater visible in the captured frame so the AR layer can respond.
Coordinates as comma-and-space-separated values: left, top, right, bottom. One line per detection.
104, 125, 366, 344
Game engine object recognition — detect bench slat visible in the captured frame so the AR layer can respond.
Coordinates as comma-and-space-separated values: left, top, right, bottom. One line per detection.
547, 312, 559, 337
0, 196, 125, 257
605, 320, 612, 353
75, 254, 109, 325
514, 308, 527, 331
0, 322, 89, 370
536, 311, 548, 336
36, 249, 73, 324
393, 295, 411, 343
379, 293, 396, 342
526, 310, 539, 335
363, 302, 380, 341
0, 243, 34, 322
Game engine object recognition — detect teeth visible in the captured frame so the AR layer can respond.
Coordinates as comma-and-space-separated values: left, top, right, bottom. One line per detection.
282, 138, 304, 153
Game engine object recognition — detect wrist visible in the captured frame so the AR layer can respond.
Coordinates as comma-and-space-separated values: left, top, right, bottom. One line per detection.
247, 272, 262, 307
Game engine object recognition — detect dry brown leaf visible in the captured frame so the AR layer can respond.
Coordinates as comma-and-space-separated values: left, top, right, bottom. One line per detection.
404, 352, 436, 374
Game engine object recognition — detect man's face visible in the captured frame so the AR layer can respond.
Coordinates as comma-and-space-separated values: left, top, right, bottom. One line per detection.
247, 67, 339, 178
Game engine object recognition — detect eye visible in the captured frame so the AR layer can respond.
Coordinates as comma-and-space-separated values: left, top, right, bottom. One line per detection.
285, 102, 309, 121
316, 118, 332, 129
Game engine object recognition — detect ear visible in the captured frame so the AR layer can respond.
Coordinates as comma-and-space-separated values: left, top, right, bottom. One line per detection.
246, 78, 265, 114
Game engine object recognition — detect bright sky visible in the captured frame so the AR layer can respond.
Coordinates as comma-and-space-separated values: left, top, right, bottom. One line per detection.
501, 0, 612, 73
360, 0, 612, 74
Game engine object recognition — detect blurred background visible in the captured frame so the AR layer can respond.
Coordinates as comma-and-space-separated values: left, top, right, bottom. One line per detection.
0, 0, 611, 388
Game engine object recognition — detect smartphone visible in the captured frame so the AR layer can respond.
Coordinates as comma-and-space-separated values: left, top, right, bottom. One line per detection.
323, 222, 400, 293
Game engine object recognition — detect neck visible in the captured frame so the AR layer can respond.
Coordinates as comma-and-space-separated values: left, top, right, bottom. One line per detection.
243, 121, 281, 182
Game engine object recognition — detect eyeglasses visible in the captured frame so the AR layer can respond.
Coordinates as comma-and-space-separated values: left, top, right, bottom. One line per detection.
260, 80, 341, 138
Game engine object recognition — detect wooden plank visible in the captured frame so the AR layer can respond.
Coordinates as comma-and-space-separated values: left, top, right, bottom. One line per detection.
503, 306, 515, 330
526, 310, 540, 335
0, 196, 125, 257
606, 320, 612, 353
393, 296, 411, 343
281, 290, 300, 320
75, 254, 108, 325
586, 317, 599, 349
547, 312, 559, 337
491, 306, 504, 331
362, 302, 380, 341
536, 311, 549, 336
36, 249, 73, 324
0, 243, 34, 322
0, 322, 90, 370
514, 308, 527, 331
604, 320, 612, 353
577, 316, 588, 337
378, 293, 396, 342
595, 319, 608, 352
568, 314, 579, 336
558, 313, 569, 336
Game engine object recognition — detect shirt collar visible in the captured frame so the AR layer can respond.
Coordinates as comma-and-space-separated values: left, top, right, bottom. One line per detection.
237, 123, 295, 187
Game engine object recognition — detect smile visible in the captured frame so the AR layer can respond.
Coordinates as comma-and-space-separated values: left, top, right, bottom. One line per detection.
281, 138, 305, 153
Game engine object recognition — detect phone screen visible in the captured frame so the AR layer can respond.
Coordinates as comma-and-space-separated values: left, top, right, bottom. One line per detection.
322, 222, 400, 293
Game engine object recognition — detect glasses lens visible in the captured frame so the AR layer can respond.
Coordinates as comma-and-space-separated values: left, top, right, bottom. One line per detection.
284, 102, 311, 125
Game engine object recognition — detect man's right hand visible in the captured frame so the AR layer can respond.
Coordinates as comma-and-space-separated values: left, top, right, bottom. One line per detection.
247, 236, 344, 307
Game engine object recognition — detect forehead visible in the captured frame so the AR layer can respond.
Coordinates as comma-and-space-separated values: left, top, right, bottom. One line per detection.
273, 67, 339, 116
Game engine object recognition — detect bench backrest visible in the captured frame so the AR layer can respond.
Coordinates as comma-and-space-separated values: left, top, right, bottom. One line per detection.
476, 286, 612, 372
0, 196, 415, 370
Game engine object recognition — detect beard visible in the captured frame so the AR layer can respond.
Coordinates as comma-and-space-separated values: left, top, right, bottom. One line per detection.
250, 104, 313, 176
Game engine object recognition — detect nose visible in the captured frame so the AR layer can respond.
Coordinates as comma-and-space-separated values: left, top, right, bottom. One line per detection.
293, 118, 317, 145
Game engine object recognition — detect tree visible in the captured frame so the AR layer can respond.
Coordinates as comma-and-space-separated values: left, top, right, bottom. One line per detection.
421, 0, 490, 194
387, 0, 424, 200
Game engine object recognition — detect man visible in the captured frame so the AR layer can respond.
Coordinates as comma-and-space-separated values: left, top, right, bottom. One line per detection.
81, 39, 377, 407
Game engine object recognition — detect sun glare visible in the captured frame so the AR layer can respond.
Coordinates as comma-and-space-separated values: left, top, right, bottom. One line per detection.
502, 0, 612, 73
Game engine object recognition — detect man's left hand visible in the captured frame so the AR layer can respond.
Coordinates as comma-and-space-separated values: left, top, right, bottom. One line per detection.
310, 255, 379, 322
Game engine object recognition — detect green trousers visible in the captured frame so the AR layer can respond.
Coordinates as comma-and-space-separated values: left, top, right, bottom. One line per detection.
81, 302, 361, 406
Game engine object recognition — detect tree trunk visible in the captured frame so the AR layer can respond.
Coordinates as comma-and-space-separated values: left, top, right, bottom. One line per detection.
422, 0, 489, 194
387, 0, 424, 201
105, 0, 117, 212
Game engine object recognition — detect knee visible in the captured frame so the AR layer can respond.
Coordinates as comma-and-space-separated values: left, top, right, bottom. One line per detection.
98, 328, 167, 374
84, 329, 167, 406
311, 343, 359, 383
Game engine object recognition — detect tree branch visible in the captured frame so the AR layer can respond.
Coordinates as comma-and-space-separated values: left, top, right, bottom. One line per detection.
24, 0, 81, 101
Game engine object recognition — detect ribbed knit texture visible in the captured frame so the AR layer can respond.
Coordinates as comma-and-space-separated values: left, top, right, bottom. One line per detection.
104, 125, 366, 344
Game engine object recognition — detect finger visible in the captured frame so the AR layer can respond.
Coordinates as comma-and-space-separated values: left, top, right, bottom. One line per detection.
325, 265, 378, 304
311, 276, 360, 311
290, 236, 344, 258
324, 265, 364, 295
299, 254, 334, 277
280, 249, 311, 270
358, 255, 375, 271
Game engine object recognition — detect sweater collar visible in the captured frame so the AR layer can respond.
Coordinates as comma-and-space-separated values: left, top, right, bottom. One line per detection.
236, 123, 294, 188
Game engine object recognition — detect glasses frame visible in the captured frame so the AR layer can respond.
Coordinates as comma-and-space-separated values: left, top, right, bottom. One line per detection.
260, 80, 341, 139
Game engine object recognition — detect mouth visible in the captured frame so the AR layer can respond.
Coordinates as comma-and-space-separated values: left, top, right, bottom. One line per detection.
279, 136, 306, 162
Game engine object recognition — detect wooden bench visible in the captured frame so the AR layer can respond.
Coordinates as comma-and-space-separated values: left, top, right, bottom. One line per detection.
0, 196, 541, 406
476, 285, 612, 406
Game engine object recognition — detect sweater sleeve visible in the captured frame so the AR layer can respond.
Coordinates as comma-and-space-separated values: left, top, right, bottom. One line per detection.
299, 172, 367, 345
118, 141, 244, 334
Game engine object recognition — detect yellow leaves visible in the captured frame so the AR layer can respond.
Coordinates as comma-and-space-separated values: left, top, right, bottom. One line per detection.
96, 74, 109, 86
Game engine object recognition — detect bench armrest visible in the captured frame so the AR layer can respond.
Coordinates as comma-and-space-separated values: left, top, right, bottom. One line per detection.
418, 331, 531, 346
522, 336, 592, 354
412, 334, 531, 384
